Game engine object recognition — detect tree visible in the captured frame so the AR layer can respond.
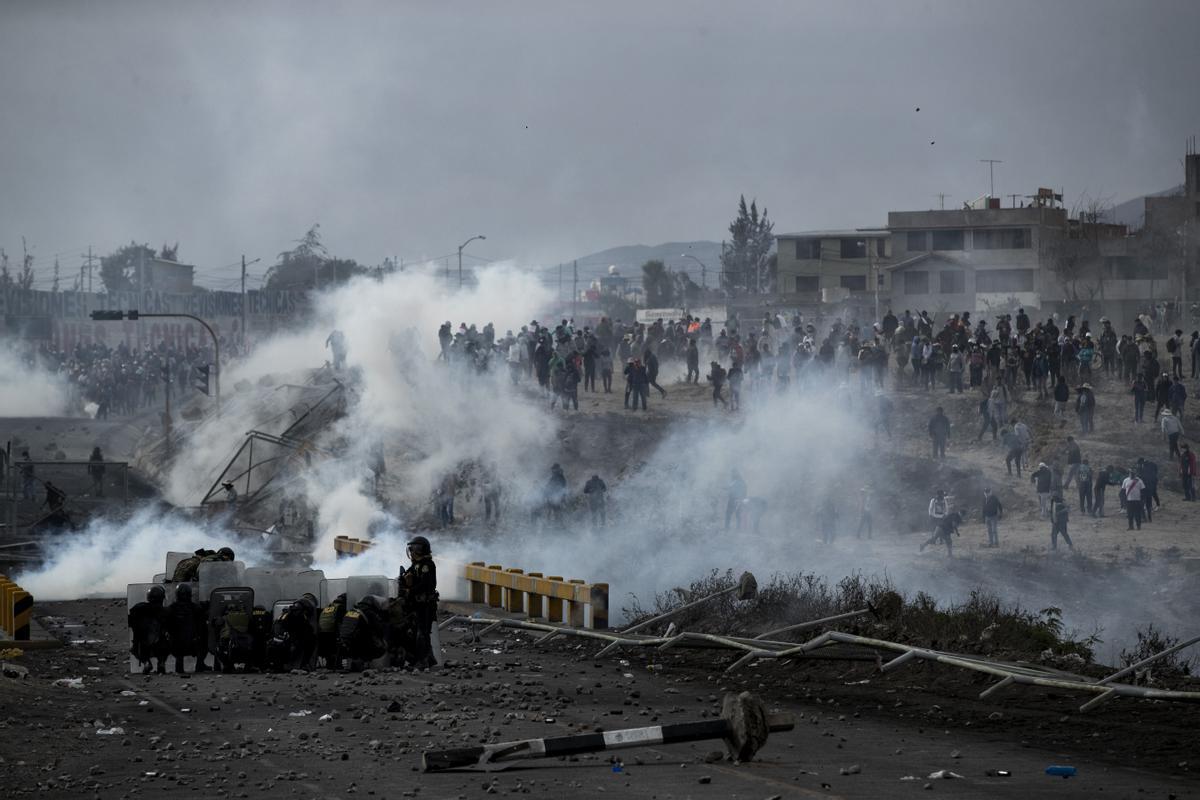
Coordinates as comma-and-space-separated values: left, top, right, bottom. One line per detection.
99, 241, 156, 292
18, 237, 34, 290
719, 196, 775, 294
0, 249, 10, 288
264, 224, 368, 291
159, 242, 179, 261
641, 259, 675, 307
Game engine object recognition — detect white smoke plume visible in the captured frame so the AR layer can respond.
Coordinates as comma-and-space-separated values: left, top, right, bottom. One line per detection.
0, 340, 75, 417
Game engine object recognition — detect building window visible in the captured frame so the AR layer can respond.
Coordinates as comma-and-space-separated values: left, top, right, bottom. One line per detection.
840, 238, 868, 259
976, 269, 1036, 293
840, 274, 867, 291
907, 231, 927, 251
939, 270, 965, 294
794, 275, 819, 293
973, 228, 1031, 249
904, 271, 929, 295
795, 239, 821, 259
876, 238, 887, 258
931, 229, 965, 250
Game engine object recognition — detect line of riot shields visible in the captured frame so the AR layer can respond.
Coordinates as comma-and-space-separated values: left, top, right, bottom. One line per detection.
127, 552, 444, 675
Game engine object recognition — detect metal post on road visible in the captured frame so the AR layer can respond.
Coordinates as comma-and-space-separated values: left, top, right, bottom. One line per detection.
458, 234, 486, 289
90, 309, 221, 417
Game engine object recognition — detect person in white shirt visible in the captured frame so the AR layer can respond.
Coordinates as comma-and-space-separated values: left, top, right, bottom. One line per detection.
1121, 473, 1145, 530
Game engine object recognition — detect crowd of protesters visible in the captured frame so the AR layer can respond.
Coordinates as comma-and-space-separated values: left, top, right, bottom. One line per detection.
13, 338, 218, 418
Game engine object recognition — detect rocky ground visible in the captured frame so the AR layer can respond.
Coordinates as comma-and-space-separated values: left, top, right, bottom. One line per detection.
1, 598, 1196, 799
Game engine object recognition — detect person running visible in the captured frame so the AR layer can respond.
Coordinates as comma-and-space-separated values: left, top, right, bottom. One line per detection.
1048, 493, 1073, 550
920, 509, 962, 556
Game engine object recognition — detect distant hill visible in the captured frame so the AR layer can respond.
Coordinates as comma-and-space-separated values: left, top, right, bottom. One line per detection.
542, 241, 726, 287
1103, 185, 1184, 229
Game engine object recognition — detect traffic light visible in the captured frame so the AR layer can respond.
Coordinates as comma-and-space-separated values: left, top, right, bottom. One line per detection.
89, 309, 140, 321
193, 364, 211, 396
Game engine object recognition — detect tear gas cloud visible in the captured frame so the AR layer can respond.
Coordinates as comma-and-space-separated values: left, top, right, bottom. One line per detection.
0, 341, 74, 417
16, 507, 272, 600
19, 262, 1193, 656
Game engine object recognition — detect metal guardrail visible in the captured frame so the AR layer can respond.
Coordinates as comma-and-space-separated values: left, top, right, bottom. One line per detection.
332, 535, 373, 557
442, 614, 1200, 714
464, 562, 608, 630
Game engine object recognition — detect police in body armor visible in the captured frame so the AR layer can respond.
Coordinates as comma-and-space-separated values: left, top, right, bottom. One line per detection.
169, 547, 235, 583
129, 585, 169, 674
317, 593, 348, 669
266, 593, 318, 671
398, 535, 439, 669
166, 582, 199, 674
338, 595, 388, 668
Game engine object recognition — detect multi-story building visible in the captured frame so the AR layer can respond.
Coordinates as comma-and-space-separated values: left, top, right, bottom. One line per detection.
883, 203, 1066, 317
774, 228, 891, 307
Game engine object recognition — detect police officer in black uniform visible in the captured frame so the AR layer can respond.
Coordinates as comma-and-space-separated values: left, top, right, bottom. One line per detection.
399, 536, 439, 669
128, 585, 169, 674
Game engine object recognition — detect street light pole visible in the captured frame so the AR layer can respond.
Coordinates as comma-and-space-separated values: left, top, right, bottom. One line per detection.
458, 234, 486, 288
91, 310, 222, 417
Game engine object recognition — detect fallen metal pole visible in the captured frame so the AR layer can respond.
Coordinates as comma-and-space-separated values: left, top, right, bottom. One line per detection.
753, 607, 872, 640
619, 571, 756, 637
422, 692, 792, 772
1098, 633, 1200, 685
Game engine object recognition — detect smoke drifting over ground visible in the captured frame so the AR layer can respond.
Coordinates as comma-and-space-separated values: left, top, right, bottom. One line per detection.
0, 342, 74, 417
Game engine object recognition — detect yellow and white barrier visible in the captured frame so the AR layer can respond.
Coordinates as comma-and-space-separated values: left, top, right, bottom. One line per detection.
0, 574, 33, 641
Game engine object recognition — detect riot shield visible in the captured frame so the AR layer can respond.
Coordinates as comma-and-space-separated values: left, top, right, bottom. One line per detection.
320, 578, 347, 608
244, 567, 286, 612
126, 583, 172, 674
346, 575, 395, 611
165, 551, 192, 579
206, 586, 255, 669
198, 560, 245, 601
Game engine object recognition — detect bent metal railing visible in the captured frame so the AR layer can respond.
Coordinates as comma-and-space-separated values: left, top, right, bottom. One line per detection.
440, 614, 1200, 714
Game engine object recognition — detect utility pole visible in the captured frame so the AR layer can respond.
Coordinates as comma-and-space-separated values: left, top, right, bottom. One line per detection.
82, 246, 97, 293
572, 260, 578, 321
980, 159, 1003, 198
557, 263, 563, 308
241, 255, 247, 349
936, 193, 950, 210
138, 246, 145, 297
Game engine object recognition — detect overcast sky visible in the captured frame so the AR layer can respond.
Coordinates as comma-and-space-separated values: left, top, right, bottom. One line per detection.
2, 0, 1198, 289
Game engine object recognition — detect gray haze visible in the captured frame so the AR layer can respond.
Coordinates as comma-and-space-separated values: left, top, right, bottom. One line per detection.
2, 0, 1198, 286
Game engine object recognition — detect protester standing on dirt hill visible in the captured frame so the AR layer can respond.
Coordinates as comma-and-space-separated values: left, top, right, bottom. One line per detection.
1077, 459, 1094, 515
1031, 462, 1054, 517
706, 361, 728, 408
928, 405, 950, 459
1093, 464, 1113, 517
1160, 409, 1184, 458
1122, 471, 1146, 530
1049, 493, 1074, 550
1180, 444, 1197, 501
1137, 457, 1161, 521
1075, 382, 1096, 434
927, 489, 949, 536
1154, 372, 1172, 418
1131, 373, 1149, 423
982, 487, 1003, 547
1063, 436, 1082, 488
1169, 376, 1187, 416
1168, 329, 1185, 379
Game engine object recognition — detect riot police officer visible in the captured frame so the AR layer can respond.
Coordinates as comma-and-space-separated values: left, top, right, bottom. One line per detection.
399, 536, 439, 669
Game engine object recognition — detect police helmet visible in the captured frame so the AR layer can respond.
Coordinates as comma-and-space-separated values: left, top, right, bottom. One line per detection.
147, 585, 166, 603
217, 547, 235, 561
174, 582, 192, 602
407, 536, 431, 557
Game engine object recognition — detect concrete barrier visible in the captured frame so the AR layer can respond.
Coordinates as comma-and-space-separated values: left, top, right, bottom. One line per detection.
333, 535, 373, 558
0, 574, 33, 641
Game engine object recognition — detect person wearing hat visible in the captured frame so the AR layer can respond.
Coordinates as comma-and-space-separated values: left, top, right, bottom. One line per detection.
1031, 462, 1055, 517
222, 481, 238, 509
1161, 407, 1185, 458
1180, 443, 1197, 502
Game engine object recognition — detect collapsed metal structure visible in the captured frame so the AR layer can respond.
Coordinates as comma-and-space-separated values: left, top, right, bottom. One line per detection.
441, 612, 1200, 714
